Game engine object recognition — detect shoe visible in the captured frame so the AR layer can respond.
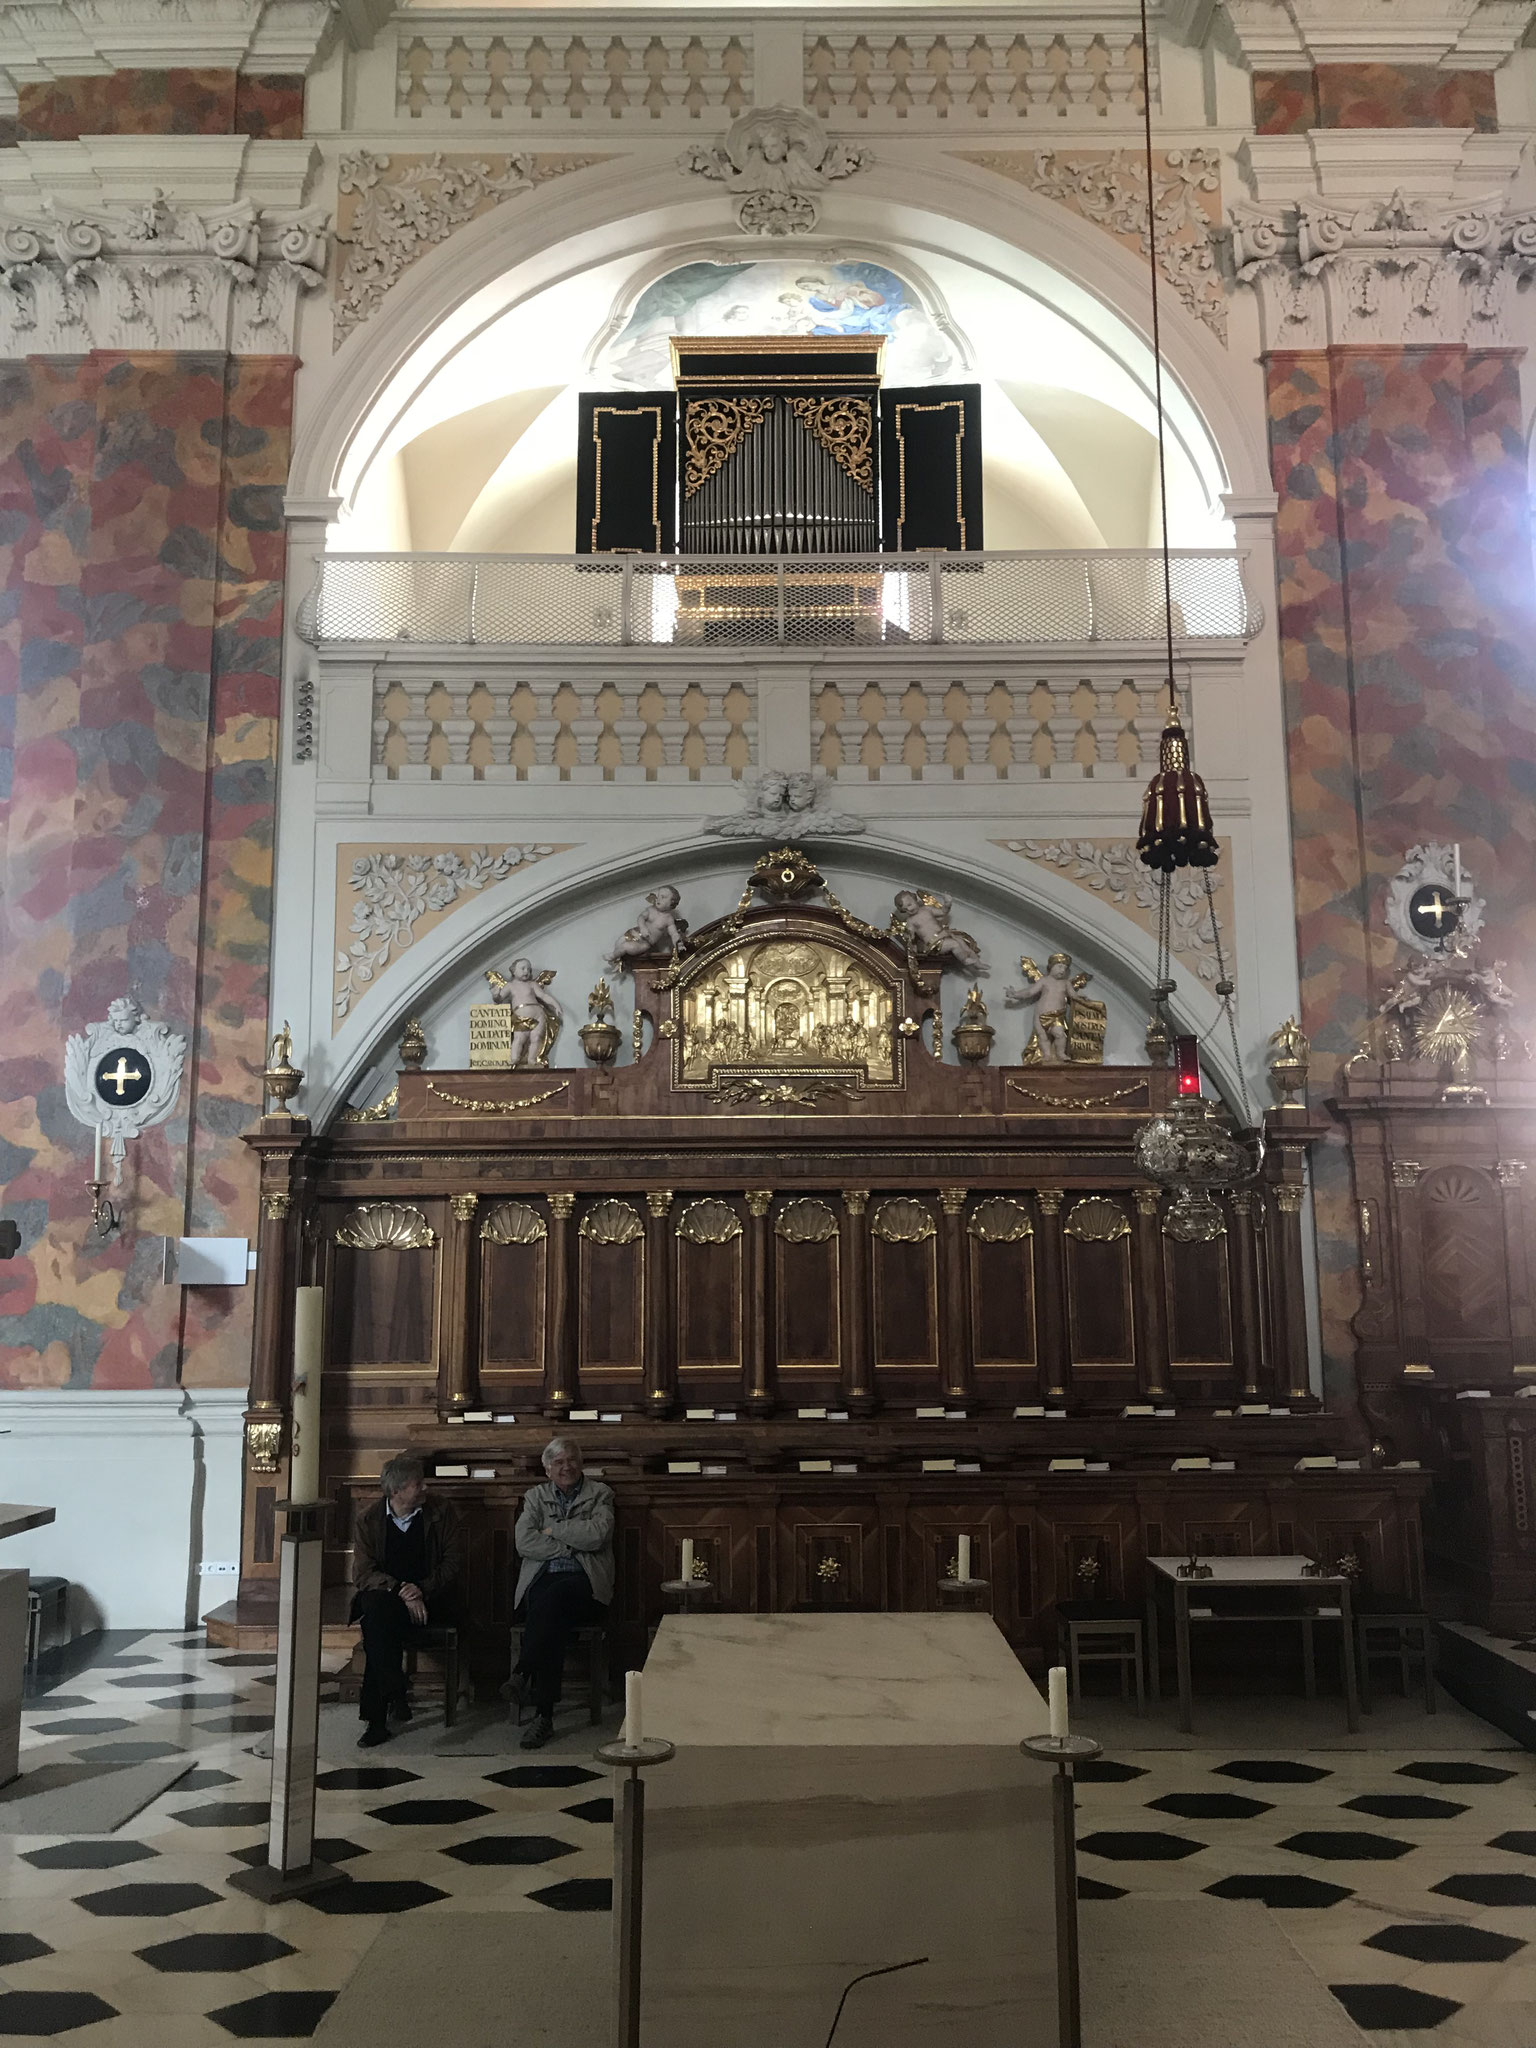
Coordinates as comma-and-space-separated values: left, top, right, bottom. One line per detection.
389, 1695, 413, 1724
505, 1669, 529, 1715
519, 1714, 555, 1751
358, 1723, 393, 1749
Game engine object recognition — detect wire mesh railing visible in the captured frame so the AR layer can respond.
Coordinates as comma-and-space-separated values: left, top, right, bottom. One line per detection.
296, 550, 1260, 650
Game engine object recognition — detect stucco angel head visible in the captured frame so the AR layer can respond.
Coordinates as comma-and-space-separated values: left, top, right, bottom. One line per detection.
649, 887, 681, 912
106, 996, 144, 1033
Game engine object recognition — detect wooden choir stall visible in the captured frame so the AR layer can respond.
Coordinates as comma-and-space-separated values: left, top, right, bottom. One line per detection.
217, 850, 1428, 1685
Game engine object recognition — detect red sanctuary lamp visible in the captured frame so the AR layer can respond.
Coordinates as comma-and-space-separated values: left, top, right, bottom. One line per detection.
1174, 1036, 1202, 1097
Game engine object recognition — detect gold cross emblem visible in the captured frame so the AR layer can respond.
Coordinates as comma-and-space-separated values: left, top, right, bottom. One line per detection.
1417, 888, 1453, 931
101, 1056, 144, 1096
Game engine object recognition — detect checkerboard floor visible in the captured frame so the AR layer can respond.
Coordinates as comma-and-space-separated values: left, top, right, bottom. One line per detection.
2, 1632, 1533, 2044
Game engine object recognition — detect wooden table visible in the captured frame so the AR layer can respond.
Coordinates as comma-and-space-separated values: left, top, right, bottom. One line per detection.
1145, 1556, 1359, 1734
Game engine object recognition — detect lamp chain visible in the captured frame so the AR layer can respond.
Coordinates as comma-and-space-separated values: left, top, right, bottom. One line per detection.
1137, 0, 1178, 718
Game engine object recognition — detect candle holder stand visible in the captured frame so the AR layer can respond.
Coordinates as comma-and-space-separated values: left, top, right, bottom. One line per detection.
658, 1576, 714, 1614
229, 1499, 347, 1904
936, 1575, 991, 1612
86, 1179, 120, 1241
596, 1735, 674, 2048
1021, 1731, 1103, 2048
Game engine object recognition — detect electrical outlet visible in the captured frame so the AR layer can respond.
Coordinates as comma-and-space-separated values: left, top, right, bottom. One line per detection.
198, 1561, 239, 1576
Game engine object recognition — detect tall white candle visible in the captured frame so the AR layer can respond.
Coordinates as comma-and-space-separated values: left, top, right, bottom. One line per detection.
625, 1669, 643, 1749
957, 1534, 972, 1582
1048, 1664, 1069, 1741
1453, 843, 1463, 899
290, 1286, 325, 1503
681, 1537, 695, 1582
92, 1124, 102, 1184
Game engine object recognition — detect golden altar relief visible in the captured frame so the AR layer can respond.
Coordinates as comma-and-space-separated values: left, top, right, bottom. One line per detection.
678, 936, 896, 1085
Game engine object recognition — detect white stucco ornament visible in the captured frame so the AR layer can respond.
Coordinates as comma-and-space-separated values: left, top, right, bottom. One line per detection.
679, 107, 869, 236
1384, 843, 1485, 957
65, 997, 187, 1183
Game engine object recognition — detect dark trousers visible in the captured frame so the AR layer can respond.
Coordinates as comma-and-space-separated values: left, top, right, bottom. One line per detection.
516, 1569, 607, 1717
352, 1587, 444, 1725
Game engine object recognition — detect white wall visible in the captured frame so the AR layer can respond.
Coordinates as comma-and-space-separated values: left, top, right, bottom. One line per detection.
0, 1390, 247, 1636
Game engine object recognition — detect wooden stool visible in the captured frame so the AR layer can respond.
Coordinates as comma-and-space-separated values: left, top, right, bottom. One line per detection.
1056, 1602, 1145, 1716
403, 1625, 462, 1729
508, 1623, 608, 1727
1356, 1610, 1436, 1714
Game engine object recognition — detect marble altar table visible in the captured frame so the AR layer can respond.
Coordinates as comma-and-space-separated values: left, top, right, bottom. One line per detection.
0, 1503, 57, 1785
637, 1612, 1055, 2048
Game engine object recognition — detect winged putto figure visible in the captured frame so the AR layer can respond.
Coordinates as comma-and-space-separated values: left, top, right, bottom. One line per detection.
485, 958, 563, 1068
1005, 952, 1107, 1065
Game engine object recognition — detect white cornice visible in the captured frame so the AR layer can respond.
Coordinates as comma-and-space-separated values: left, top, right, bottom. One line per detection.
1213, 0, 1536, 69
0, 0, 361, 94
0, 136, 319, 208
1239, 129, 1526, 203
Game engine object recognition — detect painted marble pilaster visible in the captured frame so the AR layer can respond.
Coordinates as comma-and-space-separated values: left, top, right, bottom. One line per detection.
0, 351, 294, 1390
1254, 64, 1498, 134
1266, 343, 1536, 1392
15, 70, 304, 141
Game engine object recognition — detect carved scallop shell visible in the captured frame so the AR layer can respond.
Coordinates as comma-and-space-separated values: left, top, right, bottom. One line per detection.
480, 1200, 547, 1246
580, 1197, 644, 1246
335, 1202, 436, 1250
1063, 1196, 1129, 1243
968, 1196, 1033, 1243
872, 1195, 935, 1243
775, 1197, 838, 1244
675, 1197, 742, 1245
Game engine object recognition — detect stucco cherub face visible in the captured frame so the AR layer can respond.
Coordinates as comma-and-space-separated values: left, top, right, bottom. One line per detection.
511, 957, 533, 979
650, 887, 680, 912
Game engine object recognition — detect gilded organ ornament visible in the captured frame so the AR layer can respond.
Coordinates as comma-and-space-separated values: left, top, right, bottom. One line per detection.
890, 889, 984, 977
483, 957, 562, 1068
678, 936, 896, 1084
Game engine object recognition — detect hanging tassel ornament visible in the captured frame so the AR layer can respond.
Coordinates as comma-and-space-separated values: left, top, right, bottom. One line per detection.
1137, 712, 1219, 873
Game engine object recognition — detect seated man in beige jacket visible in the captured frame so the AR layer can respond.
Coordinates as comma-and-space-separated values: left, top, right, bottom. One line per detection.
512, 1437, 615, 1750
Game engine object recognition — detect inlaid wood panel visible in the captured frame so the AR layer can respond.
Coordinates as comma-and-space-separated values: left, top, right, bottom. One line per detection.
1165, 1233, 1234, 1369
1420, 1165, 1511, 1345
774, 1199, 841, 1376
480, 1238, 545, 1377
328, 1246, 435, 1368
677, 1228, 744, 1375
872, 1195, 938, 1370
578, 1201, 644, 1377
1064, 1198, 1134, 1374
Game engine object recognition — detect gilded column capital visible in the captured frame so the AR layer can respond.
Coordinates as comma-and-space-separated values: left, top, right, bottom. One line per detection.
261, 1191, 292, 1223
646, 1190, 674, 1217
939, 1188, 968, 1216
843, 1189, 870, 1215
1390, 1160, 1421, 1188
1274, 1186, 1305, 1215
746, 1189, 774, 1218
1134, 1188, 1161, 1217
1036, 1189, 1064, 1217
1497, 1160, 1528, 1188
549, 1193, 576, 1219
450, 1192, 479, 1222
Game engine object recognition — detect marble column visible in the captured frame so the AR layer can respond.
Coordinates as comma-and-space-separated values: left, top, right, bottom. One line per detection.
1036, 1190, 1068, 1401
439, 1193, 480, 1415
544, 1193, 578, 1419
744, 1190, 775, 1416
840, 1190, 875, 1415
643, 1192, 675, 1415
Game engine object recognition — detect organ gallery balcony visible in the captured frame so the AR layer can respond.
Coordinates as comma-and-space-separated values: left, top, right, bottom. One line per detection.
297, 548, 1260, 652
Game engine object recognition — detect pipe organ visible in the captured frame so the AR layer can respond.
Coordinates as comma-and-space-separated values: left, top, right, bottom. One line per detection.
575, 337, 982, 557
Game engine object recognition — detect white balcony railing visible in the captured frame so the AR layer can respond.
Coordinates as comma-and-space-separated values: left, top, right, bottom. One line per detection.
297, 550, 1261, 652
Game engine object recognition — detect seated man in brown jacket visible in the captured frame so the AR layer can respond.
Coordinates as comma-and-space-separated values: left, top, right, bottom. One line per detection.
351, 1453, 464, 1748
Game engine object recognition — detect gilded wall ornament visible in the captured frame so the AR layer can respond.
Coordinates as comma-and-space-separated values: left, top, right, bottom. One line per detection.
1063, 1196, 1130, 1243
890, 889, 983, 977
1268, 1016, 1310, 1111
262, 1022, 303, 1112
683, 395, 774, 495
246, 1419, 282, 1473
65, 996, 187, 1186
968, 1196, 1032, 1243
1384, 844, 1484, 957
776, 1197, 839, 1243
951, 987, 995, 1065
484, 958, 563, 1068
786, 393, 874, 491
680, 936, 896, 1083
872, 1195, 935, 1243
676, 1198, 743, 1244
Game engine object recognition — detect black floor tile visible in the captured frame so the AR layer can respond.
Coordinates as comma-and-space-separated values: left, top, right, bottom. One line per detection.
367, 1798, 494, 1826
170, 1637, 206, 1649
139, 1933, 298, 1973
1078, 1831, 1204, 1862
1364, 1923, 1525, 1965
176, 1769, 239, 1791
107, 1673, 199, 1689
20, 1696, 95, 1712
30, 1718, 133, 1735
22, 1842, 156, 1871
212, 1654, 279, 1668
0, 1934, 52, 1965
1214, 1760, 1331, 1784
563, 1798, 613, 1824
484, 1765, 602, 1789
1343, 1794, 1468, 1821
315, 1767, 421, 1791
75, 1882, 222, 1917
151, 1693, 250, 1711
1280, 1830, 1413, 1861
1074, 1759, 1148, 1783
1433, 1871, 1536, 1907
1077, 1877, 1127, 1900
171, 1802, 271, 1830
209, 1991, 337, 2038
1148, 1792, 1272, 1820
1397, 1760, 1515, 1785
75, 1741, 186, 1763
528, 1877, 612, 1911
300, 1880, 448, 1916
1328, 1983, 1461, 2030
197, 1715, 274, 1734
1489, 1830, 1536, 1856
1205, 1874, 1353, 1909
0, 1991, 118, 2034
442, 1834, 577, 1867
230, 1839, 368, 1869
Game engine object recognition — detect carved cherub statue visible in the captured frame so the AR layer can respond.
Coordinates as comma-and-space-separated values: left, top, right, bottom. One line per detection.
890, 888, 984, 976
1005, 953, 1107, 1064
485, 957, 563, 1068
607, 886, 689, 972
